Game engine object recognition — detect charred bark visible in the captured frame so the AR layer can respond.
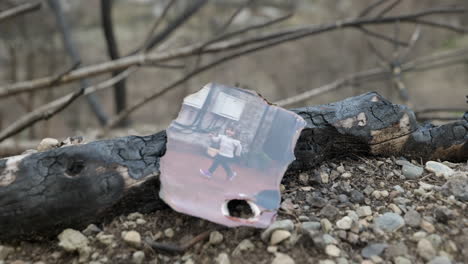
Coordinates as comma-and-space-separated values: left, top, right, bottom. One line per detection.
0, 92, 466, 240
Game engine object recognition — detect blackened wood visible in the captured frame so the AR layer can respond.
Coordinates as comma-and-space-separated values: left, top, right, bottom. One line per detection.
0, 92, 466, 240
0, 132, 166, 240
292, 92, 467, 168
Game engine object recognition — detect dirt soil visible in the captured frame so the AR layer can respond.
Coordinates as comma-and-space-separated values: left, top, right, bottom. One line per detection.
1, 156, 467, 264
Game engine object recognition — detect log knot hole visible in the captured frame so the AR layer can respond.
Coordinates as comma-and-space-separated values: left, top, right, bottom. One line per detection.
66, 160, 85, 176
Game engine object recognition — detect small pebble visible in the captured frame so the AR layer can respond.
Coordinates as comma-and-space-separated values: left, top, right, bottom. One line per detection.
122, 231, 141, 247
325, 244, 341, 257
404, 210, 421, 227
215, 253, 230, 264
356, 206, 372, 217
420, 220, 435, 233
209, 231, 224, 245
132, 251, 145, 264
417, 238, 436, 261
270, 230, 291, 245
336, 216, 352, 230
388, 204, 402, 215
271, 253, 295, 264
164, 228, 175, 238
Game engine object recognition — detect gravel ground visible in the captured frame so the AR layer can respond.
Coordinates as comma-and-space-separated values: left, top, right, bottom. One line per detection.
0, 156, 467, 264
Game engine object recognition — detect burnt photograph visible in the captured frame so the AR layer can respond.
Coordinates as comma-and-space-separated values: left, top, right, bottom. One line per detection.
160, 83, 306, 227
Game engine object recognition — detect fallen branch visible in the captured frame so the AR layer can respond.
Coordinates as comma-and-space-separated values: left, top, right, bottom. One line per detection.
0, 92, 465, 240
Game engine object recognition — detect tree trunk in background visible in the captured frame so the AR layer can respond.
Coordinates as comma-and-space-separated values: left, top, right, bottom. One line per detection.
100, 0, 128, 126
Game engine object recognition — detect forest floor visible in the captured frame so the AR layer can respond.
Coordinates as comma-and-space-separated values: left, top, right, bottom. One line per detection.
1, 156, 467, 264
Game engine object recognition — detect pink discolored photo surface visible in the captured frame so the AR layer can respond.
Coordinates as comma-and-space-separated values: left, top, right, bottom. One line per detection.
159, 83, 306, 228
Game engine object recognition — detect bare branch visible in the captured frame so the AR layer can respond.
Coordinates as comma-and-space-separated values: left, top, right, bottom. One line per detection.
275, 47, 468, 107
0, 6, 464, 98
0, 0, 41, 23
274, 68, 388, 107
0, 68, 136, 142
137, 0, 209, 53
408, 18, 468, 33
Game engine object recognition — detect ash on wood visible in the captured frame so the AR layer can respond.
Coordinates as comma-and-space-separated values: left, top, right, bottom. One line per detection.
0, 92, 466, 240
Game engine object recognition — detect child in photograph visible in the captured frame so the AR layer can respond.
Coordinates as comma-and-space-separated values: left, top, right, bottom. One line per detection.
200, 126, 242, 180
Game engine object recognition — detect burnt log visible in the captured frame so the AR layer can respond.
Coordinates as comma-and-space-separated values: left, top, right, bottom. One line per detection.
0, 92, 466, 240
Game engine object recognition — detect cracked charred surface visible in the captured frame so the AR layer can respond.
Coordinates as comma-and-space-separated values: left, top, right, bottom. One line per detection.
0, 92, 466, 240
0, 131, 166, 240
292, 92, 467, 169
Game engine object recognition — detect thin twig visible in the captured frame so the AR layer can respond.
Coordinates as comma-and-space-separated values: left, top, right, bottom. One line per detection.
399, 26, 421, 63
135, 0, 209, 53
365, 37, 390, 65
216, 0, 255, 35
358, 0, 389, 17
194, 0, 257, 68
376, 0, 402, 18
0, 0, 41, 23
357, 26, 409, 46
140, 0, 177, 50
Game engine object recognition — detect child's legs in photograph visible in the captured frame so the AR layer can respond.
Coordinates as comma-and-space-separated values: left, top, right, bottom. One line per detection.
208, 155, 222, 174
218, 155, 236, 179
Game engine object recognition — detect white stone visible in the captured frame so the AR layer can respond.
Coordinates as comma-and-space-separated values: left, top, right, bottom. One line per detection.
127, 212, 144, 221
0, 245, 14, 260
164, 228, 174, 238
321, 172, 330, 184
132, 251, 145, 264
388, 204, 402, 215
272, 253, 295, 264
321, 218, 333, 232
425, 161, 455, 178
417, 238, 436, 261
209, 231, 224, 245
341, 172, 352, 179
58, 229, 89, 252
261, 220, 294, 241
96, 232, 114, 246
336, 216, 353, 230
122, 231, 141, 247
215, 253, 230, 264
37, 138, 59, 151
325, 244, 341, 257
357, 206, 372, 217
270, 230, 291, 245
